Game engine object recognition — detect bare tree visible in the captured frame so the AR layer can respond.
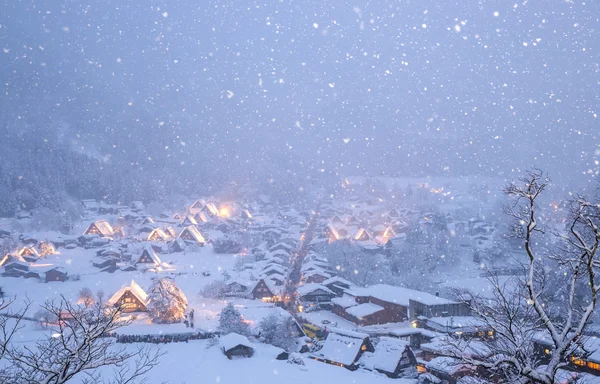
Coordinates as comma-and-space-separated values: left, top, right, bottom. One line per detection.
0, 298, 30, 364
448, 170, 600, 383
2, 296, 163, 384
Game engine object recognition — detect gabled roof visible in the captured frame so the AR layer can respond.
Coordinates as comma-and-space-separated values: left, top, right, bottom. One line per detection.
323, 276, 353, 288
178, 225, 205, 243
331, 294, 357, 309
84, 220, 114, 237
0, 254, 27, 267
220, 332, 253, 351
147, 228, 168, 241
181, 216, 198, 226
354, 228, 372, 241
136, 246, 162, 265
297, 283, 334, 297
313, 329, 371, 366
108, 280, 149, 307
361, 337, 412, 374
346, 303, 384, 318
348, 284, 456, 307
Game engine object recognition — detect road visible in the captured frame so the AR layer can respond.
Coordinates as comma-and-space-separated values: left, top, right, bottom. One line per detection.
284, 205, 321, 311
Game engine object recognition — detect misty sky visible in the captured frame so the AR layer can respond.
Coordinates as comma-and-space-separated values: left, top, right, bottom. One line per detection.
1, 0, 599, 186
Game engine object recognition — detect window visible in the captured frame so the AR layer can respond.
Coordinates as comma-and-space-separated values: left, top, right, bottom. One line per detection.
571, 356, 586, 366
361, 344, 367, 351
588, 361, 600, 371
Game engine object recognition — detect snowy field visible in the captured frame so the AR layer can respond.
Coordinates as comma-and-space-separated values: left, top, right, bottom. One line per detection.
92, 341, 413, 384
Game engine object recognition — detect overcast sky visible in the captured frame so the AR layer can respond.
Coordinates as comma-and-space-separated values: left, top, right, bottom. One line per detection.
2, 0, 599, 188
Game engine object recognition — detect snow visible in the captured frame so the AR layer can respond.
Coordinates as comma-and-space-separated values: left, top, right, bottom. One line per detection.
346, 303, 384, 318
312, 329, 368, 366
108, 280, 149, 306
331, 295, 357, 309
220, 332, 253, 351
348, 284, 456, 307
362, 337, 410, 373
297, 283, 334, 296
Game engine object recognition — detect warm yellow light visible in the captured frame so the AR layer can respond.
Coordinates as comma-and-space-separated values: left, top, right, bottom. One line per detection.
298, 305, 304, 312
219, 207, 230, 217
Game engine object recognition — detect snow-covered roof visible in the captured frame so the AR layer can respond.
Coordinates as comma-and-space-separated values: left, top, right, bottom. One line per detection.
108, 280, 149, 307
331, 295, 357, 309
323, 276, 353, 287
313, 329, 369, 366
178, 225, 206, 243
220, 332, 253, 351
297, 283, 334, 297
346, 303, 384, 318
348, 284, 456, 306
361, 337, 411, 373
136, 246, 162, 265
85, 220, 114, 236
425, 356, 467, 375
425, 316, 488, 333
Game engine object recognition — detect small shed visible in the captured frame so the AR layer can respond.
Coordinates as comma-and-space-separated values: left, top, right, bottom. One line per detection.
220, 333, 254, 359
45, 267, 68, 283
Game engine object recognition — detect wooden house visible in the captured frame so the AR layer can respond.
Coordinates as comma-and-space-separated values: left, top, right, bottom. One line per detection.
202, 203, 220, 217
193, 212, 209, 224
220, 333, 254, 359
297, 283, 336, 304
107, 280, 149, 313
178, 225, 206, 244
181, 216, 198, 227
83, 220, 114, 237
322, 224, 341, 243
354, 228, 372, 242
323, 276, 353, 296
189, 200, 205, 214
164, 227, 177, 238
310, 329, 374, 370
241, 209, 253, 220
141, 217, 155, 225
45, 267, 68, 282
17, 246, 40, 262
92, 257, 118, 269
251, 279, 281, 302
135, 246, 162, 266
147, 228, 169, 241
303, 270, 332, 284
361, 337, 417, 378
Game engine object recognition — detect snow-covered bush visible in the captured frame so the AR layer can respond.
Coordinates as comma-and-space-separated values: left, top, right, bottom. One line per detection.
258, 313, 298, 351
147, 278, 188, 323
218, 303, 249, 335
199, 281, 229, 299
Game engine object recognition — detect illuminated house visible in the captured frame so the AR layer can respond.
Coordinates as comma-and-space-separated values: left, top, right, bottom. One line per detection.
83, 220, 114, 237
108, 280, 149, 313
178, 225, 206, 244
354, 228, 372, 242
193, 212, 209, 223
147, 228, 169, 241
135, 246, 162, 267
18, 246, 40, 259
190, 200, 205, 213
251, 278, 282, 302
141, 217, 155, 225
181, 216, 198, 226
201, 202, 220, 217
241, 209, 253, 220
323, 224, 341, 243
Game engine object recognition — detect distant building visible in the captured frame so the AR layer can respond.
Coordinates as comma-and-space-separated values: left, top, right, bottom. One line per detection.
108, 280, 149, 313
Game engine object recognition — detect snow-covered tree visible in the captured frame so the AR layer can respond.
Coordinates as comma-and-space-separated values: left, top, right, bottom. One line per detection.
78, 287, 95, 308
448, 170, 600, 384
2, 297, 161, 383
199, 280, 229, 299
218, 303, 250, 335
147, 278, 188, 324
258, 313, 298, 351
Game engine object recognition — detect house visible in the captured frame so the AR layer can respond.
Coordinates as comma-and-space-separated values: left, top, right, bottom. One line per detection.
310, 328, 374, 370
202, 203, 220, 217
18, 246, 40, 260
181, 216, 198, 226
333, 284, 465, 326
170, 238, 187, 252
303, 270, 332, 284
251, 279, 281, 302
322, 224, 341, 242
297, 283, 336, 304
45, 267, 68, 282
425, 356, 475, 384
361, 337, 417, 378
260, 264, 286, 278
135, 246, 162, 266
2, 261, 30, 277
241, 210, 253, 220
193, 212, 209, 224
163, 227, 178, 238
190, 200, 205, 213
92, 256, 118, 269
354, 228, 372, 241
226, 279, 251, 296
0, 254, 27, 268
220, 333, 254, 359
323, 276, 353, 296
107, 280, 149, 312
269, 242, 294, 253
331, 215, 343, 224
83, 220, 115, 237
140, 217, 155, 225
178, 226, 206, 244
423, 316, 492, 339
147, 228, 169, 241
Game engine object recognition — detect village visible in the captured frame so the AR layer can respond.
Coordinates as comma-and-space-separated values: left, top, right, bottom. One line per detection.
0, 177, 598, 384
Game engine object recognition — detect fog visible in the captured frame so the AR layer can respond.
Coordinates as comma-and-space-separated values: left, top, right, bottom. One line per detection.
1, 0, 599, 208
